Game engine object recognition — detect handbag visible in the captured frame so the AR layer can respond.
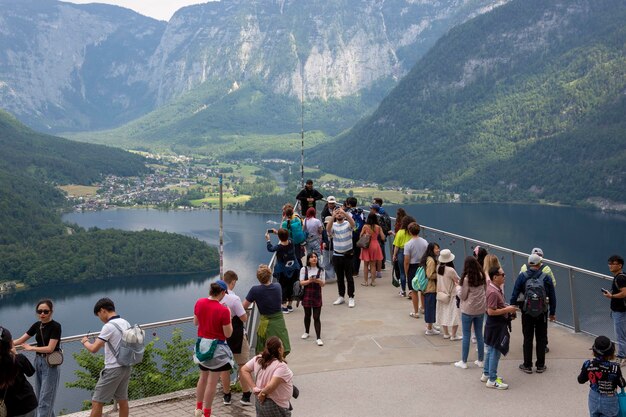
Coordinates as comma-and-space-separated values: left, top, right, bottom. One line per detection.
356, 232, 371, 249
618, 386, 626, 417
40, 324, 63, 366
436, 291, 451, 303
391, 267, 400, 288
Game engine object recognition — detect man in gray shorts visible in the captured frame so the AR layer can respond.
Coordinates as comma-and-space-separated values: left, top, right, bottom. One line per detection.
81, 298, 132, 417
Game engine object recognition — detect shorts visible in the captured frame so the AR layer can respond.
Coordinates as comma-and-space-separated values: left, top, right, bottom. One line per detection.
234, 335, 250, 365
199, 362, 232, 372
92, 366, 131, 403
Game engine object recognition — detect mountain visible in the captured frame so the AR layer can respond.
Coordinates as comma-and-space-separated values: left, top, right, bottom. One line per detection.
312, 0, 626, 206
0, 0, 506, 142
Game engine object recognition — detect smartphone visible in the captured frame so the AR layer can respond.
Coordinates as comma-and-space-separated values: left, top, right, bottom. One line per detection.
267, 229, 274, 234
601, 288, 610, 294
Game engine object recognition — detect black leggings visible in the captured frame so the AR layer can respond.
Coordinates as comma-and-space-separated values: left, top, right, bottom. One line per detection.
303, 306, 322, 339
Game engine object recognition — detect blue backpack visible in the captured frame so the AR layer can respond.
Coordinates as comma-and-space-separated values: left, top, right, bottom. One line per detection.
348, 208, 365, 238
284, 218, 306, 245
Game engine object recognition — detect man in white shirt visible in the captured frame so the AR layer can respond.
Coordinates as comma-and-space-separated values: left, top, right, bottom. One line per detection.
81, 297, 131, 417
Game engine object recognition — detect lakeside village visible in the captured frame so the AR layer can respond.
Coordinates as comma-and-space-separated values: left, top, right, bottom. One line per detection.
63, 153, 460, 212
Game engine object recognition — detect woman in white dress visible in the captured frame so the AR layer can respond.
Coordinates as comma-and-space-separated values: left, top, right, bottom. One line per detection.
435, 249, 461, 340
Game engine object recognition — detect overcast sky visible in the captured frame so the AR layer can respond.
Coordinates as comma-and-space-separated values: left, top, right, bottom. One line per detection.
63, 0, 212, 21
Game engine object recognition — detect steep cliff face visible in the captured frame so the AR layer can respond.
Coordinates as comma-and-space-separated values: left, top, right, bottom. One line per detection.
0, 0, 505, 133
0, 0, 165, 131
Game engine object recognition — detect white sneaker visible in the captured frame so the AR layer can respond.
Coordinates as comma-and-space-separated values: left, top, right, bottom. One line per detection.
474, 360, 484, 367
450, 335, 463, 341
454, 361, 468, 369
443, 334, 451, 339
333, 297, 345, 305
425, 329, 440, 336
194, 409, 203, 417
486, 379, 508, 390
433, 324, 441, 331
481, 374, 504, 383
348, 298, 355, 308
301, 333, 309, 339
316, 339, 324, 346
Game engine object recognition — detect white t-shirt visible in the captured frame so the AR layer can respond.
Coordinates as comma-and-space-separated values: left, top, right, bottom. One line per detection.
299, 266, 326, 282
98, 316, 131, 369
304, 217, 323, 239
403, 237, 428, 264
222, 292, 246, 319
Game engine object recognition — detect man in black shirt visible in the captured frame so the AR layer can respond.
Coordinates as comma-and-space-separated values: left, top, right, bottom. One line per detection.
296, 179, 323, 215
603, 254, 626, 366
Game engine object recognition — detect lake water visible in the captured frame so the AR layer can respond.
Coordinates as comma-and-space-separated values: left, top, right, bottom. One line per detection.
1, 203, 625, 413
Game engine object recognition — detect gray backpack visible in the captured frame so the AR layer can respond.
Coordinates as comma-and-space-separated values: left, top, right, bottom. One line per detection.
106, 321, 145, 366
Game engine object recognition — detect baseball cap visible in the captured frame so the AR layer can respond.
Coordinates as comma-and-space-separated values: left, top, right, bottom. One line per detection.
531, 247, 544, 257
327, 196, 336, 204
214, 279, 228, 292
528, 253, 543, 266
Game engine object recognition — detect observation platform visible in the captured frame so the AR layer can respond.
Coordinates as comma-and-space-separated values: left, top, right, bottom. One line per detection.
67, 268, 595, 417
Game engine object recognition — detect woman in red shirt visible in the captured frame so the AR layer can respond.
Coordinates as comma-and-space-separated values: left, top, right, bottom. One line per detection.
193, 281, 233, 417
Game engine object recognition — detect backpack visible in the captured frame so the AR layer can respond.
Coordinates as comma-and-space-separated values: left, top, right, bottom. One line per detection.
286, 219, 306, 245
348, 208, 365, 238
378, 212, 391, 235
106, 321, 145, 366
412, 265, 427, 292
293, 267, 321, 302
522, 270, 548, 317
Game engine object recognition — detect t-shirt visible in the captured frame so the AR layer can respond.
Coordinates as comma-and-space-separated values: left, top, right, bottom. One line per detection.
245, 283, 283, 315
222, 292, 246, 319
486, 283, 506, 312
98, 316, 131, 369
245, 356, 294, 409
194, 298, 231, 341
304, 217, 323, 239
611, 273, 626, 312
403, 237, 428, 264
2, 354, 37, 417
392, 230, 411, 249
26, 319, 62, 350
221, 292, 246, 354
299, 266, 325, 282
330, 221, 353, 254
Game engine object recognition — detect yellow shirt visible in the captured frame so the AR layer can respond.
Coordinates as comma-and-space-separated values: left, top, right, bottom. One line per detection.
393, 229, 411, 249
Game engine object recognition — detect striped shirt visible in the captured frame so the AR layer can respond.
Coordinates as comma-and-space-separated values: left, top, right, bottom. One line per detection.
330, 220, 353, 255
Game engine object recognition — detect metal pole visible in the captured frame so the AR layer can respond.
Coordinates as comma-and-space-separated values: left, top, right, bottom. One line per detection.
219, 174, 224, 279
569, 268, 580, 332
300, 61, 305, 188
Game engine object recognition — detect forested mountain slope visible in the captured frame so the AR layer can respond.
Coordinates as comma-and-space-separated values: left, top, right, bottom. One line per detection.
313, 0, 626, 206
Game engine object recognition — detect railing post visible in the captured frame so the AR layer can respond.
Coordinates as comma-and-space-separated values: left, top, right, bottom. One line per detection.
511, 252, 516, 277
463, 238, 467, 259
569, 268, 580, 332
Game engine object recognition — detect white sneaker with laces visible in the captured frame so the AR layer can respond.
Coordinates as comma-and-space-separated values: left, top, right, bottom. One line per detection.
454, 361, 468, 369
481, 375, 504, 383
348, 298, 355, 308
450, 335, 463, 341
333, 297, 345, 305
316, 339, 324, 346
486, 378, 508, 390
474, 360, 484, 367
301, 333, 309, 339
425, 329, 440, 336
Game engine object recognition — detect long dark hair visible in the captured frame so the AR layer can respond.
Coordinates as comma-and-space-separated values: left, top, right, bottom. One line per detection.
474, 246, 488, 267
400, 215, 416, 231
395, 208, 407, 232
257, 336, 285, 369
461, 256, 486, 287
0, 326, 18, 389
365, 212, 379, 230
437, 260, 455, 275
420, 242, 440, 267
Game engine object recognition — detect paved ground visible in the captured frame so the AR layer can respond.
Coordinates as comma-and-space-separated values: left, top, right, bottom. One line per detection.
65, 268, 597, 416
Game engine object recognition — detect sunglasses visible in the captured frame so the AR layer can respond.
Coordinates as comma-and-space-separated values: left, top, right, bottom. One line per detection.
37, 309, 51, 315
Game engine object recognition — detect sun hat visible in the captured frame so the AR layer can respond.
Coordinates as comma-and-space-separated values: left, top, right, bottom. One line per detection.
528, 253, 543, 266
438, 249, 455, 264
531, 247, 544, 257
327, 196, 336, 204
591, 335, 615, 357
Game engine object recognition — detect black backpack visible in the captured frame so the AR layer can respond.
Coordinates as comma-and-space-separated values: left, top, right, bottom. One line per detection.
293, 267, 321, 303
523, 270, 548, 317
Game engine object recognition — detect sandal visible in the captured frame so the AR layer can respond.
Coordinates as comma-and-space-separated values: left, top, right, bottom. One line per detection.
360, 282, 369, 286
409, 312, 420, 318
370, 281, 376, 287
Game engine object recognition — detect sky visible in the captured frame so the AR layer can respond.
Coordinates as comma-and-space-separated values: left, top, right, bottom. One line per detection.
63, 0, 211, 21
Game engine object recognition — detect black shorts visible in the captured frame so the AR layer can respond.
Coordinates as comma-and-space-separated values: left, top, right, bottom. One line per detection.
198, 362, 232, 372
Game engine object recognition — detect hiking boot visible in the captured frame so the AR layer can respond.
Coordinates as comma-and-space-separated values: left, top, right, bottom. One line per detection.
223, 392, 231, 405
486, 379, 508, 390
535, 366, 547, 373
519, 364, 533, 374
333, 297, 345, 305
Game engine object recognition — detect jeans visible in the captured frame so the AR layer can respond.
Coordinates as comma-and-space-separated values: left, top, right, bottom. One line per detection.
588, 389, 619, 417
397, 249, 406, 291
333, 253, 354, 298
483, 344, 501, 382
461, 313, 484, 362
521, 313, 548, 368
35, 354, 60, 417
612, 310, 626, 359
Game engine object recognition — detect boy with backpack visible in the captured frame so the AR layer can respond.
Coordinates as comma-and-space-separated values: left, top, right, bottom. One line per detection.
509, 254, 556, 374
81, 297, 143, 417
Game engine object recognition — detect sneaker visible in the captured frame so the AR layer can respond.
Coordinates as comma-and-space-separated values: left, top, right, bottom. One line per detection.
287, 305, 294, 312
282, 307, 289, 314
450, 335, 463, 341
454, 361, 468, 369
486, 379, 509, 390
223, 392, 232, 405
409, 312, 420, 318
519, 364, 533, 374
545, 346, 550, 353
399, 290, 406, 297
333, 297, 345, 305
443, 334, 451, 339
480, 374, 489, 382
348, 298, 355, 308
425, 329, 440, 336
474, 360, 484, 367
433, 324, 441, 331
240, 393, 252, 406
316, 339, 324, 346
376, 271, 382, 278
535, 366, 547, 373
301, 333, 309, 339
471, 336, 477, 344
194, 409, 203, 417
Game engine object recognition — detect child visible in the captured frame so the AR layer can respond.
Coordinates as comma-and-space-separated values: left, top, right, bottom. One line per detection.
578, 335, 625, 417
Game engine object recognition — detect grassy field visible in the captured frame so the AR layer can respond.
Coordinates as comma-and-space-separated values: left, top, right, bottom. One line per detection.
190, 194, 251, 207
58, 185, 100, 197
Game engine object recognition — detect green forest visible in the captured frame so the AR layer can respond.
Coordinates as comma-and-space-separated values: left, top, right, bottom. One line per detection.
312, 0, 626, 206
0, 110, 218, 286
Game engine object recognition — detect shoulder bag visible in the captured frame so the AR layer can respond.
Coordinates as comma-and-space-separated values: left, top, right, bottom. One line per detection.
40, 324, 63, 366
356, 226, 372, 249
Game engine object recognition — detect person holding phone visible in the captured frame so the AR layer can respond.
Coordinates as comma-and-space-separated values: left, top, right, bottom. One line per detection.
604, 255, 626, 366
266, 228, 299, 313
